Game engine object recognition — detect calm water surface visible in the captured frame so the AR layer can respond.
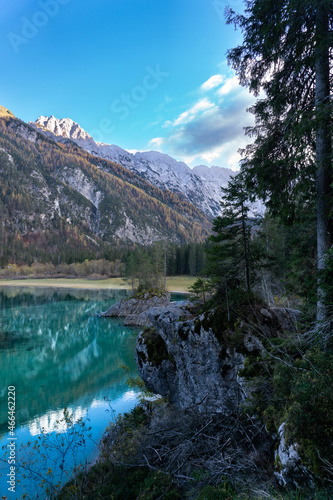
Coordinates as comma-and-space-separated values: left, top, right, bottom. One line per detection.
0, 287, 141, 499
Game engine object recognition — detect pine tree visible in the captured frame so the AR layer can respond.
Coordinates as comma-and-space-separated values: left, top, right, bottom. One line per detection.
207, 173, 258, 298
226, 0, 333, 322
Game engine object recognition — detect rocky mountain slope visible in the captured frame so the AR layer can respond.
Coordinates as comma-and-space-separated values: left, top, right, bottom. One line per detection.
31, 116, 235, 218
0, 108, 211, 264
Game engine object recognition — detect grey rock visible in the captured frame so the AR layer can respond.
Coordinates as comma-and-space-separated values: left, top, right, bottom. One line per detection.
123, 300, 190, 326
136, 305, 301, 413
274, 423, 314, 490
124, 311, 153, 327
241, 306, 301, 339
170, 300, 192, 308
270, 307, 301, 333
101, 292, 171, 327
136, 305, 245, 413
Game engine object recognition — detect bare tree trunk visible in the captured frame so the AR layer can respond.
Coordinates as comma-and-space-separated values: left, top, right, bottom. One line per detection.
164, 242, 167, 291
315, 0, 332, 323
241, 202, 251, 295
225, 280, 230, 322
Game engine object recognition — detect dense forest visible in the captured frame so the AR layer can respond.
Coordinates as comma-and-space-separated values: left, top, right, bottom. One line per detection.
0, 242, 207, 280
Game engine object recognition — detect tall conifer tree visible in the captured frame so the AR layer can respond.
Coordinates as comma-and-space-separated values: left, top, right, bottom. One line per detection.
226, 0, 333, 321
207, 173, 256, 296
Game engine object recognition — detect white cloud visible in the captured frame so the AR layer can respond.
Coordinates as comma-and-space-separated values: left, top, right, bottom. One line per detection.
147, 68, 256, 171
201, 74, 224, 91
196, 139, 248, 169
148, 137, 164, 150
217, 76, 240, 96
173, 98, 215, 126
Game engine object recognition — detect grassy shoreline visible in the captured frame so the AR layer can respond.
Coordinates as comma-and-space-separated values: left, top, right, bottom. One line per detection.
0, 275, 196, 293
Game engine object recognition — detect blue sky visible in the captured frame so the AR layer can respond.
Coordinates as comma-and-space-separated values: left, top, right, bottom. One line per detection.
1, 0, 254, 170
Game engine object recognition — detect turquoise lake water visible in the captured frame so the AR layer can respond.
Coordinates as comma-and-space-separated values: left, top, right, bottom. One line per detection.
0, 286, 142, 499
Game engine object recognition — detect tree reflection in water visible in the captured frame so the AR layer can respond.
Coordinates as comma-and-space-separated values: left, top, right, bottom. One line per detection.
0, 287, 140, 437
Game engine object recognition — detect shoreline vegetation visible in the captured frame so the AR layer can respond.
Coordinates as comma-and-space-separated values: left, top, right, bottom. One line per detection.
0, 275, 196, 293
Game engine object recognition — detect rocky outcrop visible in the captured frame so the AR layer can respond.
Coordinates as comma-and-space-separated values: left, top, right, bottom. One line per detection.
136, 302, 313, 490
136, 304, 300, 413
101, 292, 171, 326
136, 303, 244, 412
256, 306, 301, 336
274, 423, 314, 490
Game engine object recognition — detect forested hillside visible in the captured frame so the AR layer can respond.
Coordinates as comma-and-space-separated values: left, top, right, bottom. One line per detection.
0, 111, 211, 266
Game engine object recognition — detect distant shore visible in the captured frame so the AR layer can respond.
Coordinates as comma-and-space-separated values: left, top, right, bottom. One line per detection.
0, 276, 195, 293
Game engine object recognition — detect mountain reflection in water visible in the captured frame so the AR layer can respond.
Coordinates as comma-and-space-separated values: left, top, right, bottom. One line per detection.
0, 287, 140, 439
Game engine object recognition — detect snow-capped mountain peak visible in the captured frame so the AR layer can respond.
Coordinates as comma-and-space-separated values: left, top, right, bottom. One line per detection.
35, 115, 93, 142
30, 115, 236, 218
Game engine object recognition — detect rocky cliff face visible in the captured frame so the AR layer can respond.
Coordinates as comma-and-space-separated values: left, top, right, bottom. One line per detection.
135, 302, 314, 489
136, 303, 300, 413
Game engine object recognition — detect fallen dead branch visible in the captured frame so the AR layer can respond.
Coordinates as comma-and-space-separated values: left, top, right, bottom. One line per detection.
101, 401, 274, 493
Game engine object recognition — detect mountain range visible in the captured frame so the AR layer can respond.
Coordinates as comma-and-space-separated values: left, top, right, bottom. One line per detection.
30, 115, 235, 219
0, 105, 215, 264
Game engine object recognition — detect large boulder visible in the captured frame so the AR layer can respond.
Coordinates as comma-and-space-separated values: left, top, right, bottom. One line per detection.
136, 304, 300, 413
100, 291, 171, 326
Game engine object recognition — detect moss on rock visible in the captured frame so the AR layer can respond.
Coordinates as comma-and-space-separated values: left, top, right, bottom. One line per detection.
142, 327, 175, 367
